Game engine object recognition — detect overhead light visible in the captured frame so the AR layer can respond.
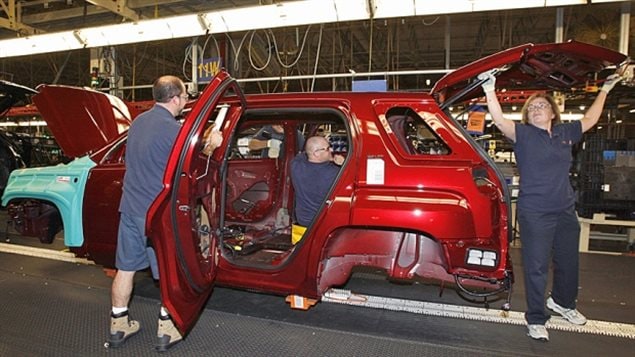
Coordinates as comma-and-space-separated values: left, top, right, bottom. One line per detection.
204, 0, 368, 33
0, 121, 47, 127
407, 0, 588, 16
0, 31, 83, 57
76, 14, 208, 47
0, 0, 623, 59
0, 0, 369, 58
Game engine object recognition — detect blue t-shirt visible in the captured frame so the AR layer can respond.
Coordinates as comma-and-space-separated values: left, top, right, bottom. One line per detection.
119, 105, 181, 217
290, 153, 340, 226
513, 121, 582, 213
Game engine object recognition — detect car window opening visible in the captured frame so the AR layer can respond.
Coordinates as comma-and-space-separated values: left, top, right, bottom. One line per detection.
217, 110, 349, 268
386, 107, 450, 156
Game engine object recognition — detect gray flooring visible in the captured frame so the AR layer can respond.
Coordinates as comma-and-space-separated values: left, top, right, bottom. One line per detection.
0, 215, 634, 356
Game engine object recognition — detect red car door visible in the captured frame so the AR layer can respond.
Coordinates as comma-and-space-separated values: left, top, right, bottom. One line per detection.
146, 71, 245, 334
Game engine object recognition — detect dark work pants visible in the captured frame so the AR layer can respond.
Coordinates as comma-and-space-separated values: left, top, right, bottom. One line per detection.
518, 206, 581, 325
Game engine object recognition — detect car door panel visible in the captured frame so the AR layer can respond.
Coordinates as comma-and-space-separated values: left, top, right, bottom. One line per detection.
146, 72, 244, 333
225, 159, 279, 222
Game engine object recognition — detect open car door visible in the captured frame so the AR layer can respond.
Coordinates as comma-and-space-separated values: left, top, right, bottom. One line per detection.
431, 40, 627, 109
147, 71, 245, 334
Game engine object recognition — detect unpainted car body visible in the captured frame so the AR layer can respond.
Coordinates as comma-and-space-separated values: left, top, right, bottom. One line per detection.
2, 41, 626, 333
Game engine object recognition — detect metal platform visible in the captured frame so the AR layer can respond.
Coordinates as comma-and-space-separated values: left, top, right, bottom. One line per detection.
0, 237, 634, 356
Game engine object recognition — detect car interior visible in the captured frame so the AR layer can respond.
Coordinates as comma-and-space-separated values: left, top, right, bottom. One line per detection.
196, 109, 350, 268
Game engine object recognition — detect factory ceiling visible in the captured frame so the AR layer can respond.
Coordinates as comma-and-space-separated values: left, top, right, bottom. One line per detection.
0, 0, 632, 103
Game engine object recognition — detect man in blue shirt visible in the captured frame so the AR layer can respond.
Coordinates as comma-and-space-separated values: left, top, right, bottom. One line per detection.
290, 136, 344, 243
107, 75, 221, 351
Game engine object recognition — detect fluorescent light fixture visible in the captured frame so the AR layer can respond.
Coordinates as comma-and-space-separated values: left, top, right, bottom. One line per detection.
590, 0, 631, 3
0, 0, 370, 58
0, 0, 623, 58
409, 0, 587, 16
76, 14, 208, 47
0, 121, 47, 127
203, 0, 368, 33
0, 30, 83, 57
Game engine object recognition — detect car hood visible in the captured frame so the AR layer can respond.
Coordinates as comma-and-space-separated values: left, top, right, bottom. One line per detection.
432, 41, 627, 107
32, 85, 140, 158
0, 80, 37, 114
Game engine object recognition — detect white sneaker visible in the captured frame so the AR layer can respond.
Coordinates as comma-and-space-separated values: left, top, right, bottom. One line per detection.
527, 324, 549, 341
547, 296, 587, 325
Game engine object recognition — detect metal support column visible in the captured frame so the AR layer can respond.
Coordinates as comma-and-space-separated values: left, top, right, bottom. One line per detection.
619, 2, 630, 55
555, 8, 564, 43
444, 16, 451, 70
191, 37, 199, 95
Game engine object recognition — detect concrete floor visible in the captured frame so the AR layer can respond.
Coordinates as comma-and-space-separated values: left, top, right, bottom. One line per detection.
0, 210, 633, 356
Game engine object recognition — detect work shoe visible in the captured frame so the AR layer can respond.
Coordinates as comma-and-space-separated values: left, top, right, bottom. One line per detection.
156, 314, 183, 352
527, 324, 549, 341
107, 311, 140, 348
547, 297, 587, 325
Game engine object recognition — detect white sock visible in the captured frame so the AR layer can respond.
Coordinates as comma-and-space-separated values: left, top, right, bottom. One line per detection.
160, 306, 169, 317
112, 306, 128, 315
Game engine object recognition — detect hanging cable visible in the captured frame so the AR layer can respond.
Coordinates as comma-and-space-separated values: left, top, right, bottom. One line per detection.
310, 24, 324, 92
181, 43, 199, 81
248, 29, 272, 71
225, 32, 250, 73
201, 34, 221, 65
422, 16, 440, 26
271, 26, 311, 69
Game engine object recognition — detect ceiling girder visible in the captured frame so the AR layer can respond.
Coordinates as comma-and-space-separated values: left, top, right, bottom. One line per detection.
0, 0, 40, 35
21, 0, 190, 25
85, 0, 140, 22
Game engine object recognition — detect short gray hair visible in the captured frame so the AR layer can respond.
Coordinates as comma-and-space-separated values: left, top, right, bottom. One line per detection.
152, 75, 185, 103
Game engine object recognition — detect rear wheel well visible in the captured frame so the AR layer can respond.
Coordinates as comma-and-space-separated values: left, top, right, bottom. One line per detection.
6, 199, 63, 244
317, 227, 450, 294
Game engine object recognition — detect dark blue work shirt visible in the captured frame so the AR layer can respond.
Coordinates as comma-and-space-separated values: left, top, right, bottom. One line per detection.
290, 153, 340, 226
513, 121, 582, 213
119, 105, 181, 217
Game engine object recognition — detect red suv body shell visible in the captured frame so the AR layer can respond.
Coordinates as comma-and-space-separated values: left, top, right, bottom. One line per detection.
3, 41, 626, 333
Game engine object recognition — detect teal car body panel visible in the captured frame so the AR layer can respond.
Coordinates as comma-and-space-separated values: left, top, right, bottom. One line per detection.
1, 156, 96, 247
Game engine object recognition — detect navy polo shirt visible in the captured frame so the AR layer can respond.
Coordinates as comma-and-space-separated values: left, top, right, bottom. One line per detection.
119, 105, 181, 217
513, 121, 582, 213
290, 153, 340, 226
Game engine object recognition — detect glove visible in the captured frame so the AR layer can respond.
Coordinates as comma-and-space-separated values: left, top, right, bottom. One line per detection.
478, 70, 496, 93
601, 73, 622, 93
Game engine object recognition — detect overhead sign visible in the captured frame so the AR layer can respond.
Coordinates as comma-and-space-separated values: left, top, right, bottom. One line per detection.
198, 57, 223, 81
